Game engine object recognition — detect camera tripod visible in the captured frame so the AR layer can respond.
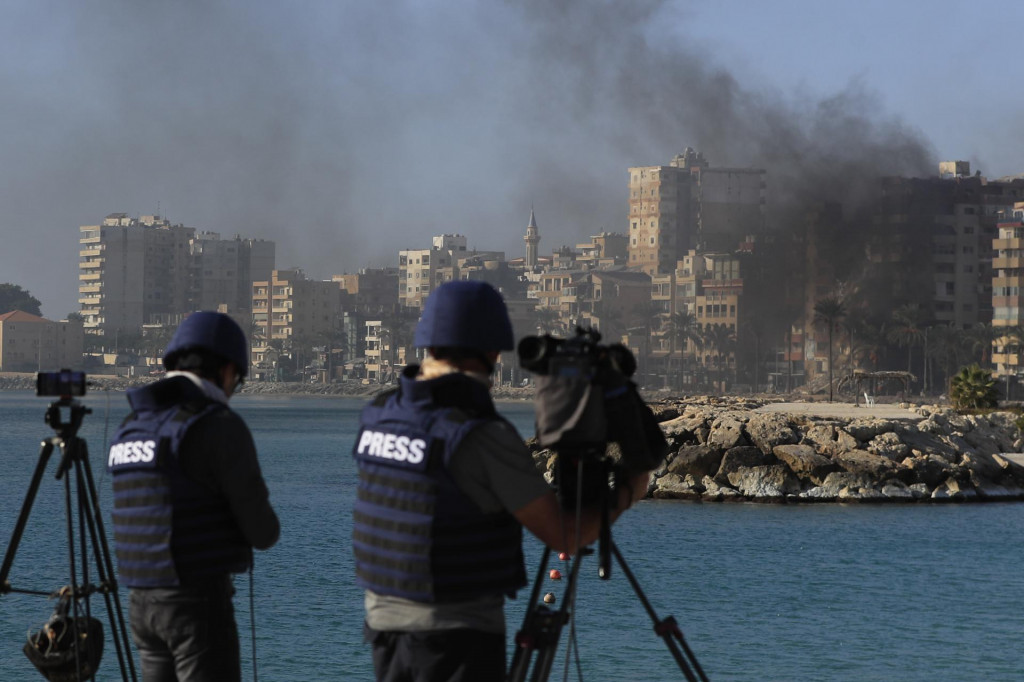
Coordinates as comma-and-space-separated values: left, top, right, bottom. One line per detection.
0, 397, 138, 681
507, 457, 708, 682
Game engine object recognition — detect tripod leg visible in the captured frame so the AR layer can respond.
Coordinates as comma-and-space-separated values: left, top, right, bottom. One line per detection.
0, 439, 57, 592
507, 549, 589, 682
611, 542, 709, 682
508, 549, 550, 680
74, 440, 139, 682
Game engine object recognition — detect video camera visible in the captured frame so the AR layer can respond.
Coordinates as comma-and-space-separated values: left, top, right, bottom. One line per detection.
517, 328, 667, 507
36, 370, 87, 398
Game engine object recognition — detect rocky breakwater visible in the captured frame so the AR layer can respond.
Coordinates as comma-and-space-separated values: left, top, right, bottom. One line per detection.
529, 397, 1024, 503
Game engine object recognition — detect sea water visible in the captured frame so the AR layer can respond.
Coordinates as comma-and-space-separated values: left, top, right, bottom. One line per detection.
1, 390, 1023, 681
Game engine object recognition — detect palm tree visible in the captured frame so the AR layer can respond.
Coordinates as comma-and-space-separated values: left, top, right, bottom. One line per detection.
965, 322, 996, 368
532, 307, 562, 335
926, 324, 968, 393
669, 310, 702, 391
886, 303, 927, 376
949, 364, 999, 411
701, 323, 736, 392
813, 296, 846, 402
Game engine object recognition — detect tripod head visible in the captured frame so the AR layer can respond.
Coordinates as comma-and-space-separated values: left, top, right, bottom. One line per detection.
45, 398, 92, 441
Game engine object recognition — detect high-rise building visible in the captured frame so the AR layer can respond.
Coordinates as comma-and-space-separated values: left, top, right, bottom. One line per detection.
78, 214, 274, 338
992, 202, 1024, 380
79, 214, 192, 337
627, 148, 765, 275
190, 232, 275, 325
872, 162, 1024, 329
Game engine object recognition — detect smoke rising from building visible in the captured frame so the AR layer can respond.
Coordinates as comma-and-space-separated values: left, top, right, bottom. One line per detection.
0, 0, 967, 319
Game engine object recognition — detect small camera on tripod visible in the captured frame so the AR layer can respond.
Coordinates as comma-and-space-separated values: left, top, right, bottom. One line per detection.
517, 328, 667, 508
36, 370, 87, 398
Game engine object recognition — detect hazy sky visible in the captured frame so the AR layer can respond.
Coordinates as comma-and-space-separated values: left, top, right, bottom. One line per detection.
2, 0, 1022, 319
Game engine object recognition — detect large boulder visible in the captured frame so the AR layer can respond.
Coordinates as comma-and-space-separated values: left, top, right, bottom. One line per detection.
772, 444, 839, 484
649, 404, 680, 422
802, 424, 859, 457
715, 446, 771, 482
900, 454, 959, 488
802, 471, 876, 500
866, 432, 909, 461
666, 444, 723, 481
833, 449, 899, 480
960, 451, 1004, 483
700, 475, 744, 501
962, 425, 1003, 457
659, 415, 708, 443
707, 412, 750, 450
898, 426, 961, 462
845, 418, 899, 442
652, 473, 703, 500
745, 413, 800, 454
727, 465, 800, 499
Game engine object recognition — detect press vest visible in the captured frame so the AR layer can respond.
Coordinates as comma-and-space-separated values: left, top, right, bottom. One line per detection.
108, 377, 251, 588
352, 369, 527, 602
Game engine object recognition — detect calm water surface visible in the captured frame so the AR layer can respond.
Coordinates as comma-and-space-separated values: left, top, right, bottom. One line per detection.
1, 390, 1023, 681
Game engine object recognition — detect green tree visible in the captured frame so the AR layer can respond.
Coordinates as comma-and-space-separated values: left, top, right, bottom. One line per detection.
813, 296, 847, 402
669, 310, 702, 391
949, 363, 999, 411
965, 322, 996, 368
701, 323, 736, 391
0, 283, 42, 316
532, 307, 563, 335
886, 303, 927, 375
927, 324, 969, 393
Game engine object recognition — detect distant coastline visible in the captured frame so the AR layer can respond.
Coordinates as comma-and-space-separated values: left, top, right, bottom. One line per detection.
0, 371, 536, 402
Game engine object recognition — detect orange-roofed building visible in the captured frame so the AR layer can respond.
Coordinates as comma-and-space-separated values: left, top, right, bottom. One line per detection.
0, 310, 84, 372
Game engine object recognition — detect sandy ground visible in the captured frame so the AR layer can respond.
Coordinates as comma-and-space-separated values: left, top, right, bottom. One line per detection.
755, 401, 922, 420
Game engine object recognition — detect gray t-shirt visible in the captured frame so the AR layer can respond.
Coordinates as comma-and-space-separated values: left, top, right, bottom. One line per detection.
363, 418, 551, 633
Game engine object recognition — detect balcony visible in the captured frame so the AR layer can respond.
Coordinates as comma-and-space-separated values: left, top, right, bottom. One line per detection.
994, 238, 1024, 250
992, 257, 1024, 270
79, 273, 101, 282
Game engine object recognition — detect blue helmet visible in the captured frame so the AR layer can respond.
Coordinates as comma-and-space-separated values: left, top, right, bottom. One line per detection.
414, 281, 515, 351
163, 311, 249, 376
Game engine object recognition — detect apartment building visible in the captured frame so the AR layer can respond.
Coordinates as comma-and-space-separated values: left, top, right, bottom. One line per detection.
398, 234, 468, 309
873, 163, 1024, 330
79, 214, 275, 338
190, 232, 275, 323
992, 203, 1024, 379
332, 267, 399, 313
0, 311, 84, 372
628, 148, 765, 275
252, 269, 340, 346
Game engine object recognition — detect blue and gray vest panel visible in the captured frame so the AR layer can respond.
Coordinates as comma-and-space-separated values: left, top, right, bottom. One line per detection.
108, 379, 250, 588
352, 373, 527, 602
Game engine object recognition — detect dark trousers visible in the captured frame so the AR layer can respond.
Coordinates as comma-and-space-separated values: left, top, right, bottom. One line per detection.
365, 624, 506, 682
129, 577, 240, 682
